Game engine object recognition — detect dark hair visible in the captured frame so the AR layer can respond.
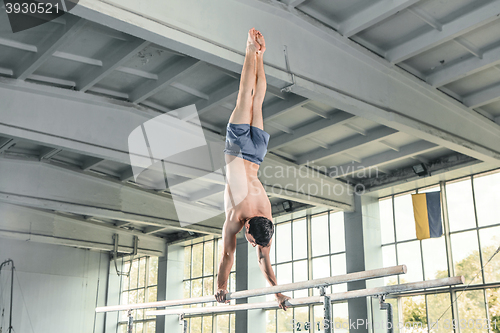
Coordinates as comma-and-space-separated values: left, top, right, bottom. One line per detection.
247, 216, 274, 246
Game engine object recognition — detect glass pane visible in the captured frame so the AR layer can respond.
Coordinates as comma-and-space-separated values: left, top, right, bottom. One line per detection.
401, 296, 427, 329
190, 317, 202, 333
276, 222, 292, 263
130, 260, 139, 289
139, 257, 146, 288
277, 263, 293, 298
203, 316, 213, 333
479, 226, 500, 283
204, 241, 214, 276
422, 237, 448, 280
330, 211, 345, 253
312, 256, 330, 296
122, 262, 130, 291
419, 185, 440, 194
311, 214, 329, 257
148, 257, 158, 286
382, 245, 398, 286
192, 278, 203, 298
473, 170, 500, 227
394, 193, 416, 241
397, 241, 423, 283
457, 290, 487, 333
293, 260, 308, 298
136, 322, 143, 333
147, 286, 157, 303
192, 243, 203, 278
230, 314, 235, 333
229, 272, 236, 293
183, 281, 191, 299
203, 277, 214, 296
270, 231, 276, 265
451, 231, 482, 284
486, 287, 499, 332
184, 247, 192, 279
146, 321, 156, 333
121, 291, 129, 305
266, 310, 276, 333
277, 306, 294, 332
332, 302, 349, 333
313, 305, 324, 331
331, 254, 347, 293
292, 219, 307, 260
427, 293, 452, 333
294, 307, 309, 331
217, 314, 229, 333
379, 198, 395, 244
446, 178, 476, 232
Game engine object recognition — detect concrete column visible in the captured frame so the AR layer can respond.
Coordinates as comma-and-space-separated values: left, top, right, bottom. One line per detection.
157, 244, 184, 333
235, 235, 266, 333
156, 243, 169, 333
104, 258, 122, 333
344, 194, 384, 333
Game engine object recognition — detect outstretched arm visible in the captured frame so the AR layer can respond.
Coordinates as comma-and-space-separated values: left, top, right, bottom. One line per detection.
256, 240, 290, 310
216, 218, 242, 303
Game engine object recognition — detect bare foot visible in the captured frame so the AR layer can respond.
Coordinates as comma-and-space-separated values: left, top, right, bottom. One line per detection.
247, 28, 260, 53
255, 30, 266, 54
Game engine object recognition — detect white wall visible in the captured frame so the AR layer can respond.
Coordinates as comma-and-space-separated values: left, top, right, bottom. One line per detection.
0, 238, 109, 333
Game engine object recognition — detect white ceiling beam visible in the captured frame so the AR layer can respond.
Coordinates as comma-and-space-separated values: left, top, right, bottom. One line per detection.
308, 137, 328, 149
188, 185, 225, 203
0, 37, 37, 52
343, 152, 362, 163
184, 81, 240, 120
15, 17, 86, 80
427, 45, 500, 87
0, 157, 223, 235
463, 83, 500, 108
407, 7, 442, 31
280, 0, 306, 7
340, 0, 420, 37
296, 127, 397, 165
171, 82, 209, 99
328, 140, 438, 178
268, 112, 354, 150
379, 140, 400, 152
0, 138, 17, 153
386, 0, 500, 63
343, 123, 367, 136
453, 37, 483, 59
39, 147, 62, 160
129, 57, 200, 103
143, 226, 168, 235
266, 121, 294, 134
77, 39, 149, 91
301, 104, 329, 118
81, 157, 104, 171
263, 94, 309, 121
69, 0, 500, 165
0, 204, 166, 256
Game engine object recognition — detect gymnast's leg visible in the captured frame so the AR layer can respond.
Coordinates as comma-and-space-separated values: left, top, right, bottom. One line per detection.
251, 30, 266, 130
228, 28, 260, 125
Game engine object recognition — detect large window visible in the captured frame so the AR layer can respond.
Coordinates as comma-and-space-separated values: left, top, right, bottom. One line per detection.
183, 237, 236, 333
266, 211, 349, 333
379, 169, 500, 332
119, 256, 159, 333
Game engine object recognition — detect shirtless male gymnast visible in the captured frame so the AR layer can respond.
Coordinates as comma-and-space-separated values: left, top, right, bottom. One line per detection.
214, 28, 290, 310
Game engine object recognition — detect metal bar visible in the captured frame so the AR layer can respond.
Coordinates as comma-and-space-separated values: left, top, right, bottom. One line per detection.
147, 276, 465, 316
95, 265, 407, 313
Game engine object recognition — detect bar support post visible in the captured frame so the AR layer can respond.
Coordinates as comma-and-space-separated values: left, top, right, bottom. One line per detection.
320, 287, 332, 333
179, 314, 187, 333
378, 295, 393, 333
127, 309, 133, 333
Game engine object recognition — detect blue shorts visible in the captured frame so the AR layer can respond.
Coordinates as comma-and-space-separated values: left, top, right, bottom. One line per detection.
223, 123, 270, 165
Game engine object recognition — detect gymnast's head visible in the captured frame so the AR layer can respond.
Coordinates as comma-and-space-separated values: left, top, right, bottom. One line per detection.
245, 216, 274, 247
